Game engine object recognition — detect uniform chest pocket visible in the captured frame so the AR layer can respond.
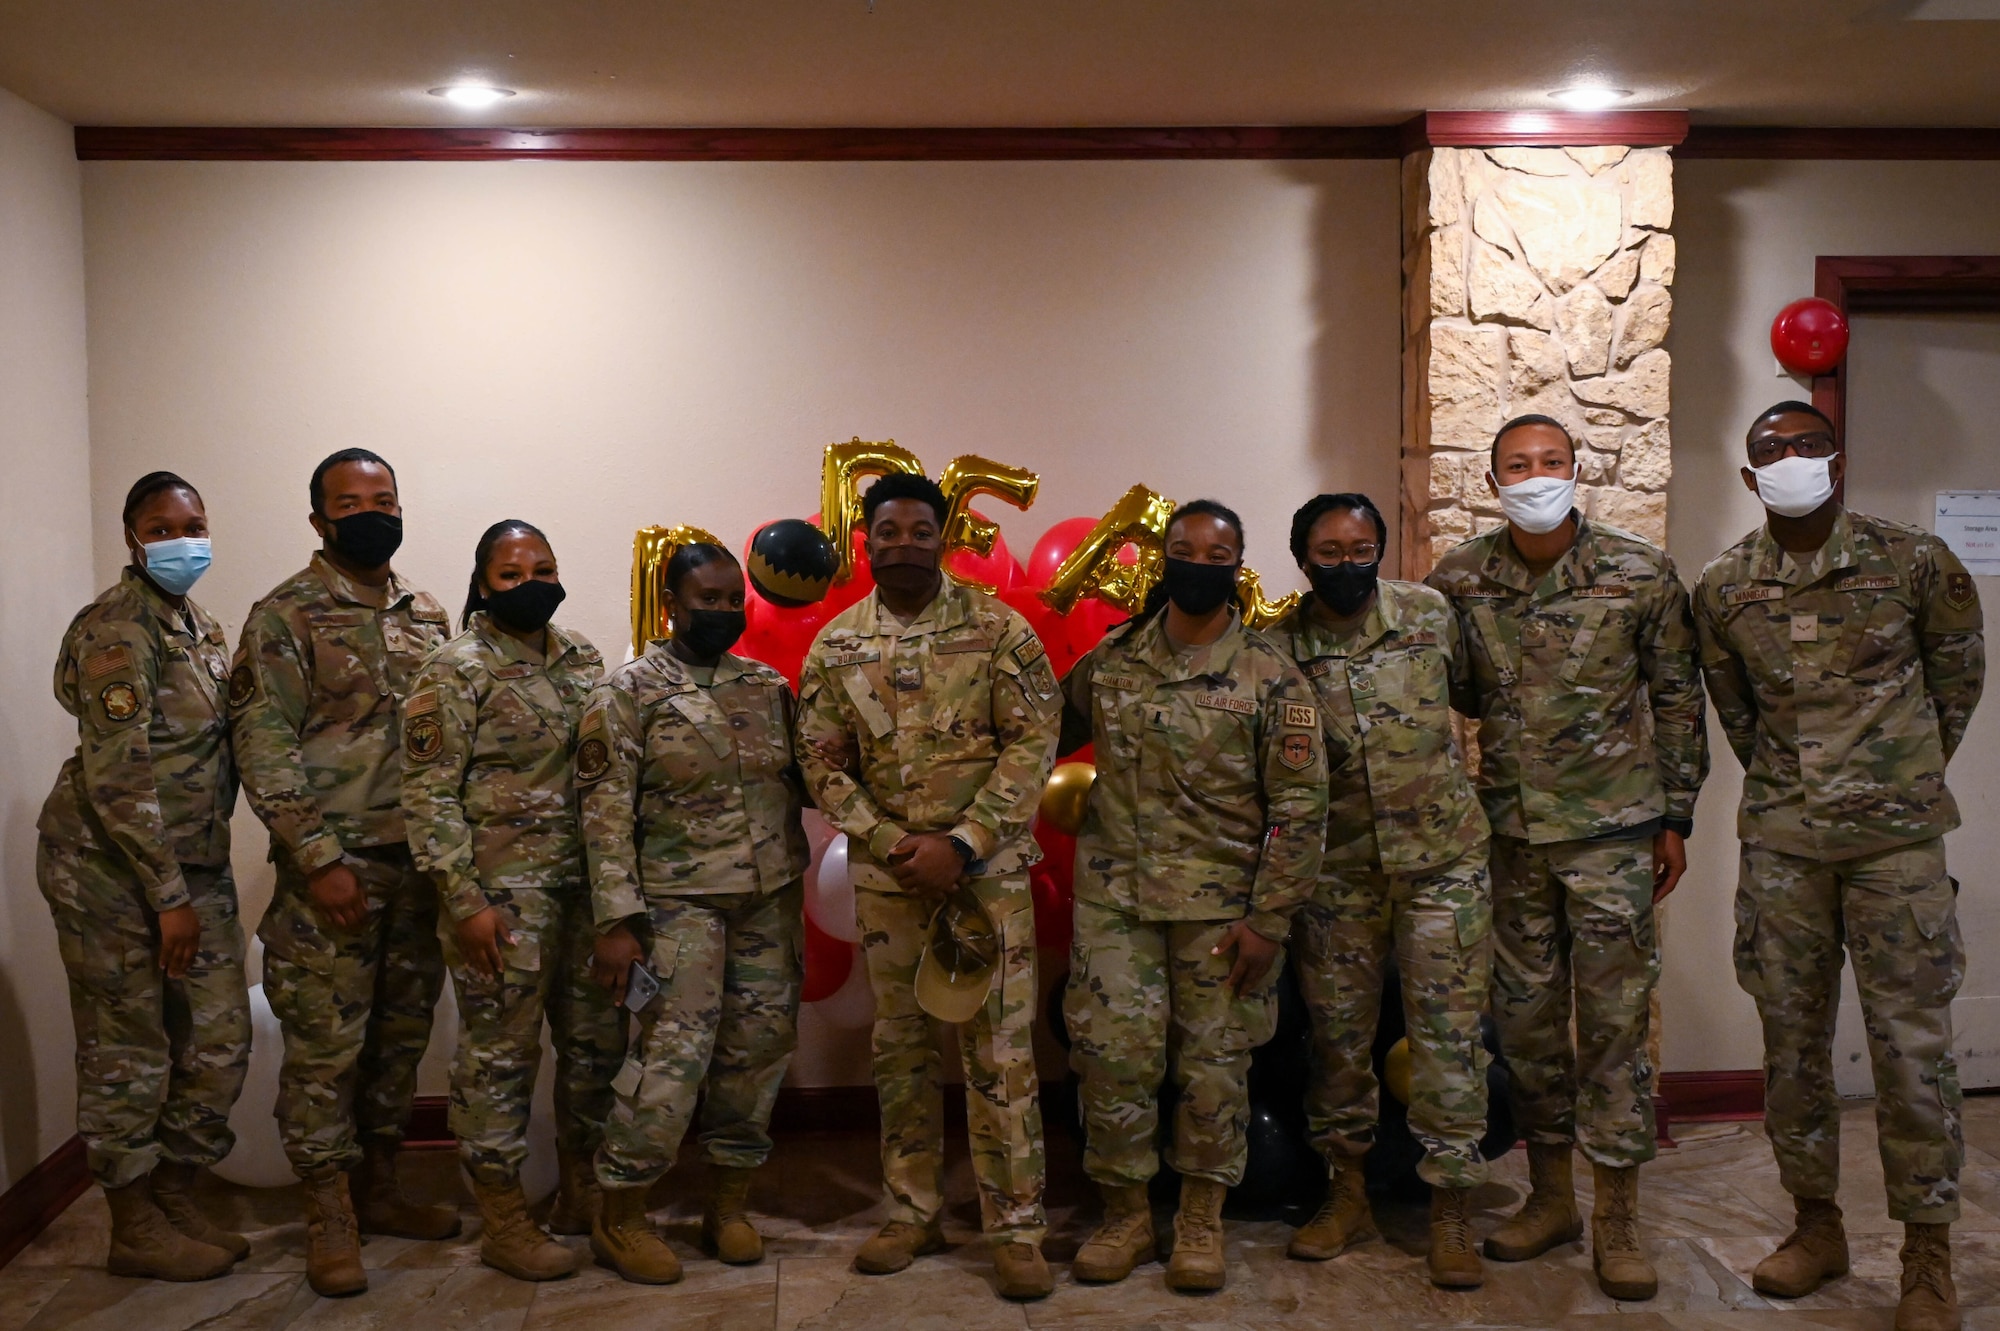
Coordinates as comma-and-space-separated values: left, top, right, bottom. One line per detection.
384, 615, 448, 688
486, 682, 560, 766
646, 704, 727, 789
1842, 593, 1919, 681
727, 691, 791, 779
306, 613, 384, 704
928, 648, 994, 735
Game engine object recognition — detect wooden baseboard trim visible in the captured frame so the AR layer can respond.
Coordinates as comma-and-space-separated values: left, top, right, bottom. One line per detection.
1660, 1069, 1766, 1122
0, 1137, 90, 1269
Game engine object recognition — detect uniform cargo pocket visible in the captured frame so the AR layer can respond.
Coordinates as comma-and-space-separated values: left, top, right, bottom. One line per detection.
1731, 892, 1763, 998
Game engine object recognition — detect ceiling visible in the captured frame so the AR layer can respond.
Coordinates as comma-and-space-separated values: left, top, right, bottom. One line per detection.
1, 0, 1997, 130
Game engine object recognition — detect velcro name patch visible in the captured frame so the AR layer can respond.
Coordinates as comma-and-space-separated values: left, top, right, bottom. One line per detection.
1303, 659, 1335, 679
1095, 672, 1143, 692
492, 664, 537, 680
934, 636, 992, 655
1573, 584, 1632, 599
824, 650, 881, 669
1724, 585, 1785, 606
1835, 574, 1900, 593
1195, 692, 1256, 716
1400, 630, 1439, 647
1011, 639, 1047, 668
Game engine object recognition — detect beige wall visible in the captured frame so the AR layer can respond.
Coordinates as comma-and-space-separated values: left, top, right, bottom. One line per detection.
0, 86, 95, 1192
80, 156, 1402, 1084
1666, 159, 2000, 1072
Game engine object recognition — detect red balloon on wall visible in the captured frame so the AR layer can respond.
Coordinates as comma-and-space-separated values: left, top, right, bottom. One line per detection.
1025, 517, 1102, 590
1771, 298, 1850, 377
800, 916, 855, 1003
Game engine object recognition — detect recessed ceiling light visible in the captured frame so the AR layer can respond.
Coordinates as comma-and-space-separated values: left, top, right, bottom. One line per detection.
429, 84, 516, 109
1550, 86, 1633, 111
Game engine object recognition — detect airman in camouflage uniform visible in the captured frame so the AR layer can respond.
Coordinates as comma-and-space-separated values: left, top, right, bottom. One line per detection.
795, 577, 1059, 1278
39, 561, 251, 1280
402, 611, 623, 1279
1428, 428, 1707, 1298
1276, 577, 1493, 1274
580, 638, 808, 1282
1059, 602, 1328, 1289
1697, 413, 1982, 1330
232, 546, 458, 1282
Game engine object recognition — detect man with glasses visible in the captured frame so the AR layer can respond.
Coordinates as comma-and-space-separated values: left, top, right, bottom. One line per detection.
1277, 493, 1495, 1288
1694, 401, 1982, 1331
1426, 414, 1708, 1301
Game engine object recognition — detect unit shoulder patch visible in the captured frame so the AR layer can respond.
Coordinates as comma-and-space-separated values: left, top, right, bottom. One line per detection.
99, 680, 141, 724
228, 663, 257, 708
404, 715, 445, 763
1279, 732, 1315, 771
1281, 702, 1319, 729
1945, 570, 1978, 612
575, 736, 611, 785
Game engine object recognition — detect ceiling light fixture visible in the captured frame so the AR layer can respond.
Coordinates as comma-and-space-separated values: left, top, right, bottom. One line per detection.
1550, 86, 1633, 111
429, 83, 516, 109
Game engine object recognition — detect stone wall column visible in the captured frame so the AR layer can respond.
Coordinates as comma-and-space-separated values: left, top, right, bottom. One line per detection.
1401, 144, 1676, 577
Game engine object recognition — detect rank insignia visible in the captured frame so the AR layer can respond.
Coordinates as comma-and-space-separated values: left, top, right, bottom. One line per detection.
1945, 570, 1977, 612
99, 680, 141, 723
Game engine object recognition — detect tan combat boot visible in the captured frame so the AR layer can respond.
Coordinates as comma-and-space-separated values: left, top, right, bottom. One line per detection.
1428, 1186, 1484, 1288
992, 1241, 1054, 1300
591, 1184, 682, 1284
1752, 1196, 1849, 1298
472, 1177, 576, 1282
541, 1148, 599, 1237
1073, 1183, 1156, 1282
1289, 1154, 1376, 1260
853, 1219, 945, 1274
150, 1160, 250, 1261
103, 1175, 235, 1282
1485, 1142, 1583, 1261
1896, 1223, 1959, 1331
1165, 1176, 1228, 1293
702, 1166, 764, 1265
351, 1139, 461, 1240
299, 1170, 368, 1297
1591, 1162, 1657, 1300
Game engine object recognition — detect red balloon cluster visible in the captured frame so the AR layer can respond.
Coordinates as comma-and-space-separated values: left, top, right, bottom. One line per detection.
731, 510, 1135, 985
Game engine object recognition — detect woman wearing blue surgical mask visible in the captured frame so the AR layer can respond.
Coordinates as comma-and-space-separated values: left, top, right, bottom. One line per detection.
36, 471, 252, 1282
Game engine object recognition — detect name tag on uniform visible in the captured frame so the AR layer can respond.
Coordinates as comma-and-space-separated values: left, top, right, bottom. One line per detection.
1791, 614, 1819, 643
1399, 630, 1439, 647
1725, 585, 1785, 606
492, 663, 537, 679
1835, 574, 1900, 592
1195, 692, 1256, 716
1573, 584, 1632, 599
825, 649, 880, 669
1096, 672, 1143, 691
1303, 659, 1335, 679
934, 635, 992, 654
1453, 585, 1512, 599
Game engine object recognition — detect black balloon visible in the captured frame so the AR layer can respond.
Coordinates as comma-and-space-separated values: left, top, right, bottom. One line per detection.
1236, 1102, 1319, 1210
748, 519, 838, 607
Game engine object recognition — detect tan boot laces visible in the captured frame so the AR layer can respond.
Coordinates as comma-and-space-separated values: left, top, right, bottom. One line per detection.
1177, 1187, 1221, 1254
1903, 1229, 1951, 1301
305, 1177, 359, 1248
1434, 1191, 1471, 1256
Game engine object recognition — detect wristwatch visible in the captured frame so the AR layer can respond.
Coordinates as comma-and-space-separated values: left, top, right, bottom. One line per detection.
947, 834, 977, 866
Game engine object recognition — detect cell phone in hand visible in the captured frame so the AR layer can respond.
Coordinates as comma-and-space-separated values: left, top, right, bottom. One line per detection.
624, 960, 661, 1012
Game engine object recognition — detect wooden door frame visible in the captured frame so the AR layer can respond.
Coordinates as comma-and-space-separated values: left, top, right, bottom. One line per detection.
1813, 255, 2000, 447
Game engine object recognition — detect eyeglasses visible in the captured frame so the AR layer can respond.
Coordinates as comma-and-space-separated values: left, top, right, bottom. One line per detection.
1748, 431, 1838, 468
1311, 544, 1380, 565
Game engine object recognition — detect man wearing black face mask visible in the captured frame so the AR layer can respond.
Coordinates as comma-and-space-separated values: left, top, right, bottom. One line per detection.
1274, 493, 1494, 1287
794, 473, 1061, 1300
230, 448, 457, 1295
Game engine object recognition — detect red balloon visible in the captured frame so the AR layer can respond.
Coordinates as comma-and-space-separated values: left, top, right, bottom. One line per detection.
1052, 595, 1129, 671
1026, 517, 1100, 590
801, 916, 854, 1003
1771, 297, 1850, 377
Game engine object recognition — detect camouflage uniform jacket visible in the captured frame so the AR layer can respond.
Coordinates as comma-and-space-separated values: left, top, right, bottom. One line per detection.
401, 614, 604, 926
230, 552, 451, 872
1693, 508, 1984, 862
1058, 610, 1330, 941
1276, 581, 1488, 875
795, 580, 1060, 891
582, 643, 809, 926
1425, 516, 1709, 843
37, 568, 237, 912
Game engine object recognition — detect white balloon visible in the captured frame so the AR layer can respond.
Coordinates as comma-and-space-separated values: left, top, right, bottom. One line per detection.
814, 943, 876, 1030
805, 833, 860, 944
212, 983, 298, 1188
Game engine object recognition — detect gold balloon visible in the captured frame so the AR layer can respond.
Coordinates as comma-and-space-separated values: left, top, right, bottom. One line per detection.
939, 455, 1040, 559
630, 524, 723, 655
1041, 484, 1176, 615
818, 438, 926, 583
1235, 567, 1302, 631
1383, 1036, 1413, 1107
1039, 761, 1096, 836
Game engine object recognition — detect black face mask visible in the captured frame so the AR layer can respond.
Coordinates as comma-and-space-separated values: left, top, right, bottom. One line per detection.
1160, 557, 1240, 617
326, 510, 404, 567
484, 579, 565, 634
674, 609, 746, 660
1308, 561, 1380, 617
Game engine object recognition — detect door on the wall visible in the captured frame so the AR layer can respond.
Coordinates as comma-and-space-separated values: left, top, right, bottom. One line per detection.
1840, 308, 2000, 1091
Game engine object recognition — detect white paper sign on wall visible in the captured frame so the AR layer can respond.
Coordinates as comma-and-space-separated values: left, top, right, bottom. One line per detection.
1935, 491, 2000, 577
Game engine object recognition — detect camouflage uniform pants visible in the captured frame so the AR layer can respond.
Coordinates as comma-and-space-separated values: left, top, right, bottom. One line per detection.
259, 843, 446, 1175
38, 839, 250, 1188
858, 873, 1046, 1243
442, 886, 627, 1186
1293, 852, 1492, 1189
1490, 833, 1659, 1168
1736, 838, 1963, 1223
596, 882, 802, 1187
1066, 899, 1281, 1188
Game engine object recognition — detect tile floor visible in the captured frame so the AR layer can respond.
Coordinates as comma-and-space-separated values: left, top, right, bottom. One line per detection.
7, 1095, 2000, 1330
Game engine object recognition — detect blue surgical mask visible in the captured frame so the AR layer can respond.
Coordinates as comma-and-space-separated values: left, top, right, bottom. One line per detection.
141, 536, 212, 596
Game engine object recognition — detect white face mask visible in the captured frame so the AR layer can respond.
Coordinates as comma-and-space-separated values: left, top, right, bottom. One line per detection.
1491, 472, 1577, 535
1751, 454, 1836, 519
